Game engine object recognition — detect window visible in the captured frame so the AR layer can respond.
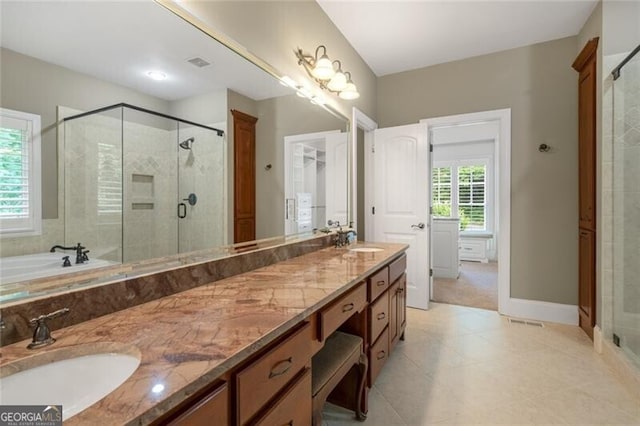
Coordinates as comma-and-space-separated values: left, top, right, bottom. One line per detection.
97, 142, 122, 215
0, 108, 41, 236
457, 165, 486, 231
432, 162, 488, 232
432, 167, 452, 217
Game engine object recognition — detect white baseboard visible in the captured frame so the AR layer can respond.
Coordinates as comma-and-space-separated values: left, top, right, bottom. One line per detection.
500, 297, 578, 325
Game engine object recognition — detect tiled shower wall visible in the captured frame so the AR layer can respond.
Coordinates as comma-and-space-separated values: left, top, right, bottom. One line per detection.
612, 57, 640, 364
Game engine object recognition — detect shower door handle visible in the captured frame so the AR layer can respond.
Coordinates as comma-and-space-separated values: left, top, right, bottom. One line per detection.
177, 202, 187, 219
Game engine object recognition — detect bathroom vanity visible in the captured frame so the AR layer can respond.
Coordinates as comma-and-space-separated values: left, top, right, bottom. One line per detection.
0, 242, 407, 425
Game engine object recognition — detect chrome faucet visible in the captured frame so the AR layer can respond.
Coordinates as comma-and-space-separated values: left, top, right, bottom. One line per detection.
335, 229, 357, 248
27, 308, 70, 349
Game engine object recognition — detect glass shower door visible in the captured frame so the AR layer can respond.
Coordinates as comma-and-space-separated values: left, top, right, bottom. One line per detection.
177, 123, 226, 253
121, 108, 178, 262
612, 51, 640, 368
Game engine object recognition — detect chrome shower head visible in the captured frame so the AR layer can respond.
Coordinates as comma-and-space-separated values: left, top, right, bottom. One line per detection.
179, 137, 195, 150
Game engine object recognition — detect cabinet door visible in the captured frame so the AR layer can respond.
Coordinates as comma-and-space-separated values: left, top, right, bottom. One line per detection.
577, 53, 596, 231
578, 229, 595, 338
167, 383, 228, 426
398, 274, 407, 335
389, 281, 399, 350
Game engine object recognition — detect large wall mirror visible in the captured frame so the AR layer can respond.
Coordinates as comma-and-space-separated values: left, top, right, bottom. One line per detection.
0, 1, 349, 303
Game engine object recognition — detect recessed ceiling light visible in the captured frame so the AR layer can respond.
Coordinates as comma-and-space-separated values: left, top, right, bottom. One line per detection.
146, 71, 167, 81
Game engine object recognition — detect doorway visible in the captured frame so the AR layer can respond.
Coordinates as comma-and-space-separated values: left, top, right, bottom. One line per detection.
428, 122, 499, 310
422, 109, 511, 313
358, 107, 511, 314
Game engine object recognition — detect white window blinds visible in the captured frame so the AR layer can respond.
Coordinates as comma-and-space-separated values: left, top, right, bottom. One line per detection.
0, 108, 41, 236
0, 116, 30, 219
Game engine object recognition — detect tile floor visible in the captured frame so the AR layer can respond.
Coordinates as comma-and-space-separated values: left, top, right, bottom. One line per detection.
322, 303, 640, 425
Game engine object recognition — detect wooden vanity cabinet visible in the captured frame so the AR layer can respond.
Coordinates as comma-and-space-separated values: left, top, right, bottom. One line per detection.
389, 273, 407, 351
319, 282, 367, 341
156, 381, 229, 426
253, 368, 312, 426
154, 252, 407, 425
236, 322, 312, 425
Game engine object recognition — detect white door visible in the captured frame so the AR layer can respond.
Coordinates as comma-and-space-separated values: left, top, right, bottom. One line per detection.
325, 132, 349, 227
372, 124, 430, 309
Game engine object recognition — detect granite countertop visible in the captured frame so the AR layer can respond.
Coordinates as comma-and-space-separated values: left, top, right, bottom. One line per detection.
0, 242, 407, 425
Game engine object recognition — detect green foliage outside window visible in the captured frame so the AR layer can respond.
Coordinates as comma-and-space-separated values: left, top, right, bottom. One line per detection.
0, 127, 27, 217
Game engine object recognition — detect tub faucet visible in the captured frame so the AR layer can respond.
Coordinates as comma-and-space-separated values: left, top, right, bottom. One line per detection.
50, 243, 87, 264
27, 308, 70, 349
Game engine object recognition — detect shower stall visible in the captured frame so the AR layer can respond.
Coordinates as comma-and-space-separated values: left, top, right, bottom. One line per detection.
611, 46, 640, 368
63, 103, 226, 263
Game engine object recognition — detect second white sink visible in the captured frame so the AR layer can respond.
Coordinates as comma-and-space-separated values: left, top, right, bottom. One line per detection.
349, 247, 384, 253
0, 344, 141, 420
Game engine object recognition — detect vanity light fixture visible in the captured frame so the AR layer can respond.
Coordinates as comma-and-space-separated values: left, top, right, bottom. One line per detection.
146, 70, 167, 81
295, 45, 359, 100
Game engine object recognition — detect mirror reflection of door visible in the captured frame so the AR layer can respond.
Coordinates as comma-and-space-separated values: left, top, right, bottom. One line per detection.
232, 110, 258, 243
284, 130, 347, 235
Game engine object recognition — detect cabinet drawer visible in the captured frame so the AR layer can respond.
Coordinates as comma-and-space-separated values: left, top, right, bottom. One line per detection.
369, 290, 389, 343
319, 282, 366, 341
367, 266, 389, 302
459, 239, 487, 260
255, 369, 311, 426
168, 382, 228, 426
236, 322, 312, 425
369, 327, 389, 386
389, 254, 406, 285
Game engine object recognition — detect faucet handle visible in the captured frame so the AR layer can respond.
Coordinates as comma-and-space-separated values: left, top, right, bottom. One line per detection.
28, 308, 69, 350
30, 308, 70, 325
62, 256, 71, 267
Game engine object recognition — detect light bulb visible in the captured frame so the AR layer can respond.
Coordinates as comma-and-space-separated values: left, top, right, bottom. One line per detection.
339, 81, 360, 100
327, 71, 347, 92
312, 54, 335, 80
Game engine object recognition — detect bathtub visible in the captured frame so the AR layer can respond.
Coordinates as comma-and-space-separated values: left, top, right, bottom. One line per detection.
0, 252, 116, 285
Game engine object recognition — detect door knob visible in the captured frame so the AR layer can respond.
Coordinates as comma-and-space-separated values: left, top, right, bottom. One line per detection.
411, 223, 425, 230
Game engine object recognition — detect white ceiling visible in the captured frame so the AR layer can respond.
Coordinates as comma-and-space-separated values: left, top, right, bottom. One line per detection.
317, 0, 599, 76
0, 1, 291, 101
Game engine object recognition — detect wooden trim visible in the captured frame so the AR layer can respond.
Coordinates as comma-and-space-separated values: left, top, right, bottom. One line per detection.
231, 109, 258, 124
572, 37, 599, 72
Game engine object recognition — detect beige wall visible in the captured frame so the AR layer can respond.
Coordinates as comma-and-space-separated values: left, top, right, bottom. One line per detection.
179, 1, 377, 121
377, 37, 579, 305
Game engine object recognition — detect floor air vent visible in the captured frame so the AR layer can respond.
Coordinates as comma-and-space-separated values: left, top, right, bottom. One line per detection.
508, 318, 544, 327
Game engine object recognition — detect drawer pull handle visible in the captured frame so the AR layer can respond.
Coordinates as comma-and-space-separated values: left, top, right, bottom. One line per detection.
376, 350, 386, 360
342, 303, 355, 313
377, 312, 386, 320
376, 280, 386, 287
282, 422, 293, 426
269, 357, 293, 378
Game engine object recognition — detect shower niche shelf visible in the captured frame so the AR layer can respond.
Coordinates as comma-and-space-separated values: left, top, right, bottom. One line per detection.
131, 174, 155, 206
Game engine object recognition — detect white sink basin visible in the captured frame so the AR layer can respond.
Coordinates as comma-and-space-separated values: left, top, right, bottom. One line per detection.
0, 344, 140, 420
349, 247, 384, 253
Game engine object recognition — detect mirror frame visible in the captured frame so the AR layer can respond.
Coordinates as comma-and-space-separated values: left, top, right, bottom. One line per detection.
0, 0, 353, 306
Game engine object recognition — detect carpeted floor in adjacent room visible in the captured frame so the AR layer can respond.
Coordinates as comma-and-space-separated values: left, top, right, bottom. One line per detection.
432, 261, 498, 311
